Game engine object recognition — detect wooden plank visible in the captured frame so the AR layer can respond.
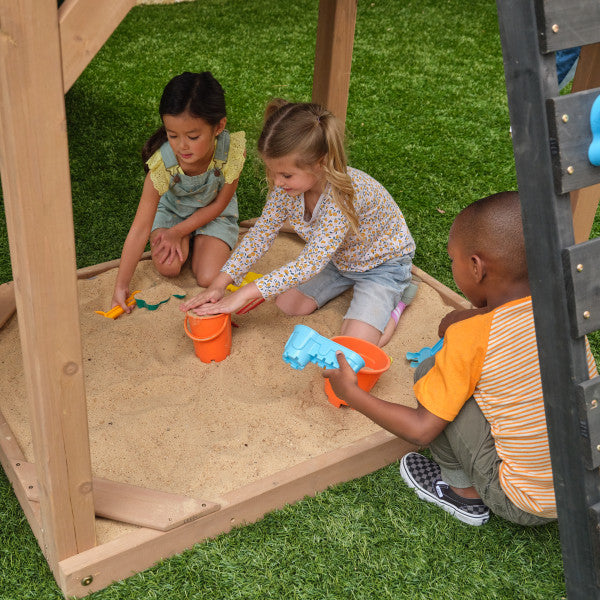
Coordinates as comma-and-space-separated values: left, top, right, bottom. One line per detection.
546, 87, 600, 194
0, 411, 44, 553
570, 43, 600, 243
311, 0, 357, 124
0, 0, 96, 571
538, 0, 600, 53
562, 236, 600, 337
497, 1, 600, 596
17, 461, 220, 532
58, 431, 416, 597
76, 251, 151, 280
571, 184, 600, 244
59, 0, 135, 92
0, 281, 16, 329
411, 266, 471, 310
575, 377, 600, 470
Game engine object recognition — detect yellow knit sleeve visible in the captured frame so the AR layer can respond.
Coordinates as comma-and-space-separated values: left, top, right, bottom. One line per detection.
222, 131, 246, 184
146, 149, 182, 196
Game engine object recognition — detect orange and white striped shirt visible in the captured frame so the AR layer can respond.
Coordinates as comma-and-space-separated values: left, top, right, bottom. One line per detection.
414, 297, 598, 518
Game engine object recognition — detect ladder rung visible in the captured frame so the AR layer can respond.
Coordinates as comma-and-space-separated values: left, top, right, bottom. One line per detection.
539, 0, 600, 53
576, 378, 600, 470
547, 88, 600, 194
563, 237, 600, 338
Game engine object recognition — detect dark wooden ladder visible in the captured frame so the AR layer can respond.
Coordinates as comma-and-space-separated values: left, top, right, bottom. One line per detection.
495, 1, 600, 597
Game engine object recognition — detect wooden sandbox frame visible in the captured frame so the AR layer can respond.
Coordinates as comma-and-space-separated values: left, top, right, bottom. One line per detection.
0, 1, 421, 596
1, 0, 599, 597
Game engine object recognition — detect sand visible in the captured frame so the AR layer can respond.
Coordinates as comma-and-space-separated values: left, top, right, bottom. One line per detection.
0, 230, 459, 543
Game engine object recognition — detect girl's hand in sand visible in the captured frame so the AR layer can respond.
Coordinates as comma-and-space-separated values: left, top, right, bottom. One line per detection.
151, 229, 185, 265
322, 352, 359, 402
181, 272, 234, 312
111, 286, 133, 313
188, 283, 261, 316
181, 287, 225, 312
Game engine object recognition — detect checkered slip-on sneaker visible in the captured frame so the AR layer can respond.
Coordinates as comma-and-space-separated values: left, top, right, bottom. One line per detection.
399, 452, 490, 526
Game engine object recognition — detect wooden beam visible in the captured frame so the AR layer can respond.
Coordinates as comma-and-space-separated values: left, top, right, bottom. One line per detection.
58, 430, 416, 598
0, 0, 96, 574
570, 42, 600, 243
312, 0, 357, 124
59, 0, 135, 92
0, 411, 44, 551
0, 282, 15, 329
17, 461, 220, 532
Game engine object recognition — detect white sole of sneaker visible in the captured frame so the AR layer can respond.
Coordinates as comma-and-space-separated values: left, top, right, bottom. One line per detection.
399, 457, 489, 527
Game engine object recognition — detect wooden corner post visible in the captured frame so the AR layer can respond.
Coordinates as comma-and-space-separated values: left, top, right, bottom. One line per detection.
312, 0, 358, 124
0, 0, 96, 579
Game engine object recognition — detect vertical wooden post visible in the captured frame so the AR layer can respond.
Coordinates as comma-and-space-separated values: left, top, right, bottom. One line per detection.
312, 0, 357, 124
570, 42, 600, 243
0, 0, 96, 576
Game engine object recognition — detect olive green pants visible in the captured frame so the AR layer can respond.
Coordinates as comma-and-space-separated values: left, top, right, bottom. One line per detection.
415, 356, 555, 526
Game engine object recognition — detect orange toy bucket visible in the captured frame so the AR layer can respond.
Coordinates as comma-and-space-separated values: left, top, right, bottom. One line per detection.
184, 312, 232, 363
324, 336, 391, 408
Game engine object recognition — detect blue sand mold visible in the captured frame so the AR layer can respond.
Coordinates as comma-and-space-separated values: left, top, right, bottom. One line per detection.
282, 324, 366, 372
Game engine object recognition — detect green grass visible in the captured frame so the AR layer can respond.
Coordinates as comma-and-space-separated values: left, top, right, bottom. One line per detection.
0, 0, 595, 597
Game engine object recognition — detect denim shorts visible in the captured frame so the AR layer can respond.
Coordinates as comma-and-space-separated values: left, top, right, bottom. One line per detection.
297, 254, 414, 332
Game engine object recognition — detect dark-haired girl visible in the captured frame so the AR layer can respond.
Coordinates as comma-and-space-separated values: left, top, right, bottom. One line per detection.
112, 71, 245, 312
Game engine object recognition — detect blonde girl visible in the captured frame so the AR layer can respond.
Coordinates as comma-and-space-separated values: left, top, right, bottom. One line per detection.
111, 71, 245, 312
181, 100, 415, 347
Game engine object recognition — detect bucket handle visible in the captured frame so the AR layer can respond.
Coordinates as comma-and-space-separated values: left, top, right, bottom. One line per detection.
184, 314, 230, 343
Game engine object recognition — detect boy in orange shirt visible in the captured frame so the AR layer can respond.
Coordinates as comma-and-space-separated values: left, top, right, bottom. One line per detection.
324, 191, 598, 526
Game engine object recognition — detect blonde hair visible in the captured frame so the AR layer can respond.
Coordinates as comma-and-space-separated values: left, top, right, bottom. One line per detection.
258, 99, 358, 231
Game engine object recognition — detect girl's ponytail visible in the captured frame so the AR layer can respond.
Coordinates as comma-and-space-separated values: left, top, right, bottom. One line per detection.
141, 126, 167, 171
259, 101, 358, 231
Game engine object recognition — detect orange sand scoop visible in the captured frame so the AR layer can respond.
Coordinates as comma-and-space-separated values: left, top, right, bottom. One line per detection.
95, 291, 140, 319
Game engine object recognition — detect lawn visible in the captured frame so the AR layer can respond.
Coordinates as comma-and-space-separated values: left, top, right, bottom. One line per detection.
0, 0, 594, 598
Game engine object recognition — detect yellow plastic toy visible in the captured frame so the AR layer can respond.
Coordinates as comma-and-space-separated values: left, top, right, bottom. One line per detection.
95, 291, 140, 319
226, 272, 262, 292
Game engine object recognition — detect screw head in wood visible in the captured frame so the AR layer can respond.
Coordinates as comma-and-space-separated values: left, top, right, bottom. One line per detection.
567, 166, 574, 174
81, 576, 93, 586
552, 23, 559, 33
592, 399, 598, 409
577, 264, 584, 272
562, 114, 569, 123
584, 310, 591, 319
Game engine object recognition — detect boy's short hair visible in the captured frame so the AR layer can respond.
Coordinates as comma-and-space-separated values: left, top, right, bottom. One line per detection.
451, 191, 528, 282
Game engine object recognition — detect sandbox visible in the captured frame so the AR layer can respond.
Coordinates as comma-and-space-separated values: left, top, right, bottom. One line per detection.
0, 227, 468, 594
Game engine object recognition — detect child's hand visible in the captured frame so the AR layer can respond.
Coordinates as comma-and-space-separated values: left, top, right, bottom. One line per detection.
112, 287, 132, 313
438, 306, 490, 337
180, 287, 225, 312
187, 282, 261, 316
151, 229, 185, 265
322, 352, 360, 403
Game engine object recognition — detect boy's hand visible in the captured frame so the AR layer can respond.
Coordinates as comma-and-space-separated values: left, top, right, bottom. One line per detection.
322, 352, 360, 404
438, 306, 491, 337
